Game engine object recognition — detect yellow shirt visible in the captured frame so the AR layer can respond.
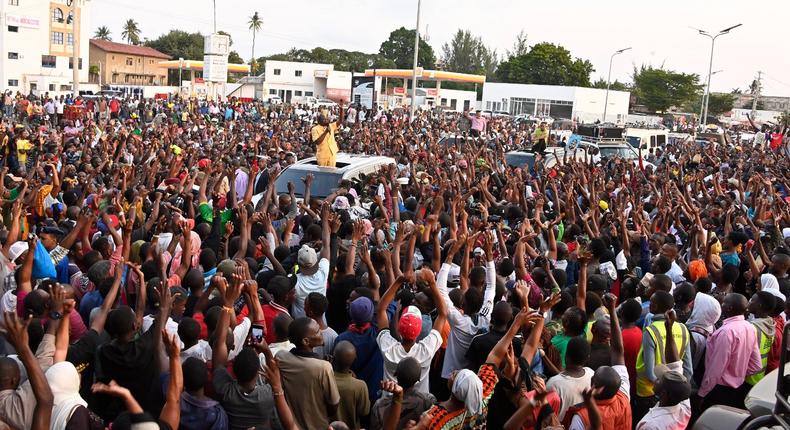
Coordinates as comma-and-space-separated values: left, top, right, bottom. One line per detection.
311, 123, 338, 160
532, 127, 548, 142
16, 139, 32, 163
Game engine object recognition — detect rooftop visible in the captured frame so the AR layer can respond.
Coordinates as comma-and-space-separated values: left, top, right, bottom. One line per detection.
89, 39, 171, 60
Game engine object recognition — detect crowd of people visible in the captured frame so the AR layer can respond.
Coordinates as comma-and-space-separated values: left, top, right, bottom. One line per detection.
0, 89, 788, 430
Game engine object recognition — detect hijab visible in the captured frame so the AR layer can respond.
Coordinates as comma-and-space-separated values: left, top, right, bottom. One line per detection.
452, 369, 483, 415
45, 361, 87, 430
686, 292, 722, 336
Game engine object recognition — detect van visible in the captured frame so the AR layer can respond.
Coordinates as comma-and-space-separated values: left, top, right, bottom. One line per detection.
625, 127, 668, 154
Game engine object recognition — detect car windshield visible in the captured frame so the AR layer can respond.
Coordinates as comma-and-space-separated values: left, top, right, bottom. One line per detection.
505, 153, 535, 169
599, 146, 638, 159
275, 169, 344, 198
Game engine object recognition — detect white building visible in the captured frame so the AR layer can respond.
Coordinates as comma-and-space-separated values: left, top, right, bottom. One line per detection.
0, 0, 91, 96
263, 60, 351, 103
482, 83, 630, 123
436, 88, 477, 112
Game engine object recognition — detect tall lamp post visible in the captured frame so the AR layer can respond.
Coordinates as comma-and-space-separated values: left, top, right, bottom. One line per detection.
699, 69, 723, 124
409, 0, 422, 121
602, 47, 630, 123
696, 23, 742, 127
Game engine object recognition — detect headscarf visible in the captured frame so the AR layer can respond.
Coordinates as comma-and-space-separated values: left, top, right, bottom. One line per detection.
452, 369, 483, 415
761, 273, 787, 301
45, 362, 87, 430
168, 231, 201, 277
686, 292, 721, 336
130, 240, 146, 265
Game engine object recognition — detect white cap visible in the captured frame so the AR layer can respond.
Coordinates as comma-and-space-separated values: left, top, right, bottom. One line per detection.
8, 242, 28, 262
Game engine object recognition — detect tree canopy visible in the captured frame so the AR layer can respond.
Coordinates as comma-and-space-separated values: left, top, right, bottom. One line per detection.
379, 27, 436, 70
256, 47, 395, 74
145, 30, 205, 61
121, 19, 141, 45
495, 42, 594, 86
591, 78, 629, 92
440, 29, 498, 76
684, 92, 737, 117
631, 65, 702, 112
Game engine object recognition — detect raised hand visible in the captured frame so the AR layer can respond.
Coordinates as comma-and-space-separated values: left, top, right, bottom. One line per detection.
3, 312, 30, 351
162, 329, 180, 359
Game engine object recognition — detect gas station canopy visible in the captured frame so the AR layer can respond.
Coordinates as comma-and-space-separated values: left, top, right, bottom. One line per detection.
158, 60, 250, 74
363, 68, 485, 84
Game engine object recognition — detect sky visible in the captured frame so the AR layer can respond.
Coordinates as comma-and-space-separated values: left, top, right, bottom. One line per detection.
91, 0, 790, 96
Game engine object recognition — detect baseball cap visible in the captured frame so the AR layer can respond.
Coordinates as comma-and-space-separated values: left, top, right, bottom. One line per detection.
332, 196, 350, 210
398, 306, 423, 341
349, 297, 374, 325
298, 245, 318, 275
8, 242, 28, 263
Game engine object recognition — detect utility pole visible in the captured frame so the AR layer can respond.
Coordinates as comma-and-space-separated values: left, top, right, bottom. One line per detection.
409, 0, 421, 121
212, 0, 217, 33
751, 71, 762, 116
69, 0, 79, 95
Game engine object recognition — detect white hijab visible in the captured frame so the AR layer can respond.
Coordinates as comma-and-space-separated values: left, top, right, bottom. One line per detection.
45, 361, 87, 430
452, 369, 483, 415
686, 292, 722, 336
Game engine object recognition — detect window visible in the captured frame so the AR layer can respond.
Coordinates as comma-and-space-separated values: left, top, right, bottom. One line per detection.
48, 84, 55, 91
149, 60, 154, 64
29, 83, 36, 91
67, 33, 73, 46
52, 31, 64, 45
68, 58, 82, 69
295, 90, 302, 96
137, 58, 141, 63
8, 0, 19, 5
273, 68, 281, 76
295, 70, 302, 77
7, 52, 18, 59
8, 26, 18, 32
60, 85, 71, 91
52, 7, 64, 22
269, 89, 277, 95
7, 80, 18, 87
126, 57, 133, 66
305, 91, 313, 97
41, 55, 56, 68
124, 74, 130, 83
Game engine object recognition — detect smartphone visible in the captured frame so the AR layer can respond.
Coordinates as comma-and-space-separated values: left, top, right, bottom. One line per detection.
248, 324, 264, 346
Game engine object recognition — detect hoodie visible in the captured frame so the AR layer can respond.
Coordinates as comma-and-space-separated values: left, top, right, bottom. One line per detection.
752, 316, 777, 340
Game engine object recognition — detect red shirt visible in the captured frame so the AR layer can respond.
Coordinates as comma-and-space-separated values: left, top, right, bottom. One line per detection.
621, 326, 643, 397
768, 315, 784, 372
262, 303, 289, 344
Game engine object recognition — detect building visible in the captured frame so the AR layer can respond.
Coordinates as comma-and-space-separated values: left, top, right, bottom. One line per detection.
262, 60, 351, 103
482, 83, 630, 123
733, 93, 790, 112
0, 0, 91, 96
89, 39, 170, 86
362, 68, 484, 112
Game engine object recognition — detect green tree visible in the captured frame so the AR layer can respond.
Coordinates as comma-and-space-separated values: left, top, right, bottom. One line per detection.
145, 30, 204, 60
217, 30, 233, 46
440, 29, 498, 76
591, 78, 629, 91
228, 51, 244, 64
94, 26, 111, 41
684, 92, 736, 117
506, 30, 529, 58
248, 12, 263, 75
495, 42, 593, 86
121, 19, 141, 45
631, 65, 702, 112
379, 27, 435, 69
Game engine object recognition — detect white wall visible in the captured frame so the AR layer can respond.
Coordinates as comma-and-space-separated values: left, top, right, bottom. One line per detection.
728, 108, 783, 124
437, 88, 476, 112
481, 82, 630, 123
0, 0, 90, 96
573, 86, 630, 123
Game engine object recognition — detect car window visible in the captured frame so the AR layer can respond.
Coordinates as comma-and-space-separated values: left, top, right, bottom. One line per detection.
275, 169, 343, 198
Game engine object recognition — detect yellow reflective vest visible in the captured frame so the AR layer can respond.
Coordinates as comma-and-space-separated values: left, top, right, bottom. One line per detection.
745, 323, 774, 385
635, 320, 689, 397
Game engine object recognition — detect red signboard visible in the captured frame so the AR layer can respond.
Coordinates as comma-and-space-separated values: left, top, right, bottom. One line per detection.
393, 87, 406, 95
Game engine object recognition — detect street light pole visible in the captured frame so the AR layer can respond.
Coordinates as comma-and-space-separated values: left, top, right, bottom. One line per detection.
409, 0, 421, 121
602, 47, 630, 123
697, 23, 741, 127
699, 69, 722, 124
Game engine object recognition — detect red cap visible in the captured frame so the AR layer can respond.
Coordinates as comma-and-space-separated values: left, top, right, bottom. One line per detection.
198, 159, 211, 169
398, 312, 422, 341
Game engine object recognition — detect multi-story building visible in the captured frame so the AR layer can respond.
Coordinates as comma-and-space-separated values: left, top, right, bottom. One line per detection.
88, 39, 170, 86
0, 0, 91, 96
262, 60, 351, 103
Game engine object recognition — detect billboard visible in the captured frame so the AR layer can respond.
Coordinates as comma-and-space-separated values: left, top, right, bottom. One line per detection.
203, 55, 228, 83
351, 76, 375, 109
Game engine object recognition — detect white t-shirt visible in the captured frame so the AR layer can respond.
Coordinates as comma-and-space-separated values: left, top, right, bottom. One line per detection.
377, 329, 443, 395
293, 258, 330, 319
568, 365, 630, 430
181, 340, 211, 363
546, 367, 594, 421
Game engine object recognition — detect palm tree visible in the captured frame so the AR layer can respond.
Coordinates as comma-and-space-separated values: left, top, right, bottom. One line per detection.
94, 26, 111, 41
121, 19, 141, 45
248, 12, 263, 75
